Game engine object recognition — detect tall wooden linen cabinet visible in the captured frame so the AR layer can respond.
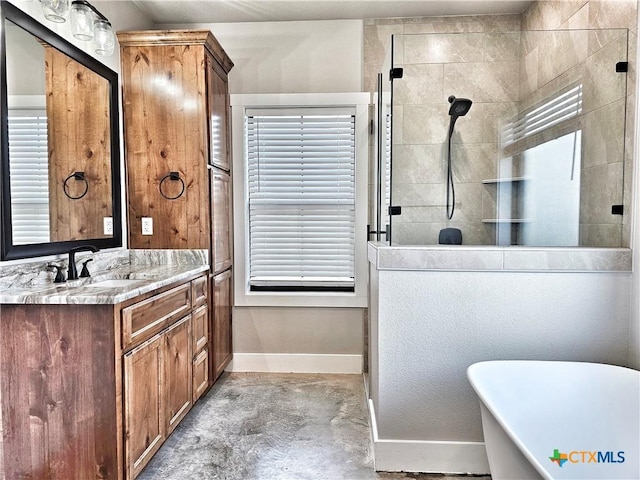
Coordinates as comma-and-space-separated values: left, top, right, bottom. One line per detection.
117, 30, 234, 387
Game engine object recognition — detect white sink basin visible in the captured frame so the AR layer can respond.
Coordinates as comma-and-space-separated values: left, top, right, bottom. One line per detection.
85, 279, 144, 288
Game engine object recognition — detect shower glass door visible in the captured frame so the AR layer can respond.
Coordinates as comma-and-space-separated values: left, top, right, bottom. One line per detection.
385, 29, 629, 248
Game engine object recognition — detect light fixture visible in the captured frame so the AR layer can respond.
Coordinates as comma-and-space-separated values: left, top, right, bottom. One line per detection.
39, 0, 114, 56
41, 0, 69, 23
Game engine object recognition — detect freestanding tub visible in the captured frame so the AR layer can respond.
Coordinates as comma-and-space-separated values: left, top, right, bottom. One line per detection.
467, 361, 639, 480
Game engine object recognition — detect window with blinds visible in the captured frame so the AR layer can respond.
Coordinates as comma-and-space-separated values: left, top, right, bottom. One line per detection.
502, 84, 583, 146
245, 108, 356, 291
7, 109, 50, 245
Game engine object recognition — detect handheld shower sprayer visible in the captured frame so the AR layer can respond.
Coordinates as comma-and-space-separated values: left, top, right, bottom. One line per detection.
446, 95, 472, 220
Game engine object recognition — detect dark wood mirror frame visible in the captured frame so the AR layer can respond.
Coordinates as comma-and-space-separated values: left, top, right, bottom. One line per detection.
0, 2, 122, 260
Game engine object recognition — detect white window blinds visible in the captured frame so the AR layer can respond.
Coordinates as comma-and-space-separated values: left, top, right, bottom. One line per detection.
8, 110, 50, 244
502, 84, 583, 146
246, 108, 356, 290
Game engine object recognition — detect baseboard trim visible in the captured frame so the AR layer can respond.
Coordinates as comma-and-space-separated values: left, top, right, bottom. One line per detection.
367, 399, 490, 474
227, 353, 363, 374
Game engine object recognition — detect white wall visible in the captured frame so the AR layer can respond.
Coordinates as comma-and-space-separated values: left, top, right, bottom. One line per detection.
370, 268, 631, 472
163, 18, 366, 368
159, 19, 362, 94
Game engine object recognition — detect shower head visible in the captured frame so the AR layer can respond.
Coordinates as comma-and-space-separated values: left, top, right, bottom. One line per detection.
448, 95, 472, 118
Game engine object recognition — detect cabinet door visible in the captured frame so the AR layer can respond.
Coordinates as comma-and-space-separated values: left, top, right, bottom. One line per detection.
193, 348, 209, 402
192, 304, 209, 354
120, 42, 210, 250
164, 315, 193, 435
124, 333, 165, 480
211, 171, 232, 273
212, 269, 233, 381
207, 55, 230, 171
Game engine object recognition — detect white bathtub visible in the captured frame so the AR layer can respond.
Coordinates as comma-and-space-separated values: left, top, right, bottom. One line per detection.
467, 361, 639, 480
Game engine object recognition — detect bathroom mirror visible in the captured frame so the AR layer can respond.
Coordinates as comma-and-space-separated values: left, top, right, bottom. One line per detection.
0, 2, 121, 260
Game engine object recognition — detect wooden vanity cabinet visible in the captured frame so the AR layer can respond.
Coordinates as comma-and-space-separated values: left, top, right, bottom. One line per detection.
117, 30, 234, 252
0, 273, 208, 480
191, 278, 209, 401
124, 333, 165, 479
212, 269, 233, 380
118, 30, 235, 391
122, 275, 206, 479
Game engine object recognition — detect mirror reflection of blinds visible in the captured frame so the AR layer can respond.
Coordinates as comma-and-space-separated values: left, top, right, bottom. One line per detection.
8, 111, 50, 244
246, 109, 356, 291
502, 84, 583, 145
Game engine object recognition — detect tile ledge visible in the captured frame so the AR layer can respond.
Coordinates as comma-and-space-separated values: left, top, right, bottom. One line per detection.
368, 242, 632, 272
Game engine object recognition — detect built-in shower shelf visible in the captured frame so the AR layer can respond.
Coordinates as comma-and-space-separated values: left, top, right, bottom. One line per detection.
482, 218, 532, 223
482, 177, 529, 184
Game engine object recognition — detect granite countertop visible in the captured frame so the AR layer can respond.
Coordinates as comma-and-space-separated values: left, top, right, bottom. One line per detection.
0, 263, 209, 305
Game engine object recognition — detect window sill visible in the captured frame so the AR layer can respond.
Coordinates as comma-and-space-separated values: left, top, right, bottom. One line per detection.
235, 288, 368, 308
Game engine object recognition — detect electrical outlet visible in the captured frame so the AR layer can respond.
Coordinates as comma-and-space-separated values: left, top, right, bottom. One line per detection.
103, 217, 113, 235
142, 217, 153, 235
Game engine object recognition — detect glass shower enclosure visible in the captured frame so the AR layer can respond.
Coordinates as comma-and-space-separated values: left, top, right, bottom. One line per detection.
372, 28, 630, 247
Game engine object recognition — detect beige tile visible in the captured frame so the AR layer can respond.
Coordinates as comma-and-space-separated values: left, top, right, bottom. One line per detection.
391, 206, 444, 224
392, 105, 404, 145
624, 93, 636, 172
561, 2, 590, 29
522, 0, 564, 30
587, 28, 628, 57
391, 222, 446, 245
444, 221, 497, 245
520, 45, 539, 98
588, 0, 637, 30
484, 32, 521, 62
481, 102, 518, 144
536, 30, 589, 88
392, 182, 446, 207
392, 33, 404, 66
579, 162, 624, 224
626, 30, 636, 96
444, 61, 520, 103
403, 104, 448, 144
393, 64, 444, 105
622, 217, 631, 247
392, 144, 446, 184
582, 34, 627, 113
402, 15, 487, 34
451, 144, 499, 184
363, 69, 379, 94
364, 24, 403, 67
450, 183, 484, 223
579, 223, 623, 247
582, 99, 626, 168
403, 33, 485, 64
480, 14, 522, 33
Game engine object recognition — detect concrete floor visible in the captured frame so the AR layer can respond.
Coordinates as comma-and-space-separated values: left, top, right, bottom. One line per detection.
138, 373, 491, 480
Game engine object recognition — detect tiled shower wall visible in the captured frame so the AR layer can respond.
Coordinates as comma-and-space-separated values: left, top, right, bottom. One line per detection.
364, 0, 638, 246
522, 0, 638, 247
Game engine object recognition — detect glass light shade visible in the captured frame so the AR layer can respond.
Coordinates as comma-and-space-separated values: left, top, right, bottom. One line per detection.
70, 3, 94, 40
92, 19, 114, 56
41, 0, 70, 23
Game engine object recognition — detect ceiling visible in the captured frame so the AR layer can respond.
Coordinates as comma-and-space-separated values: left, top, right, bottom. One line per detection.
132, 0, 533, 24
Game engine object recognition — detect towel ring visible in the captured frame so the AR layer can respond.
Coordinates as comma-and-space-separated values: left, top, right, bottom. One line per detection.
63, 172, 89, 200
159, 172, 185, 200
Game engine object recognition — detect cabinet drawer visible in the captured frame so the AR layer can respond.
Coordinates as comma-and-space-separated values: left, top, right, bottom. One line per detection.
191, 275, 208, 307
192, 304, 208, 354
122, 283, 191, 350
193, 348, 209, 402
